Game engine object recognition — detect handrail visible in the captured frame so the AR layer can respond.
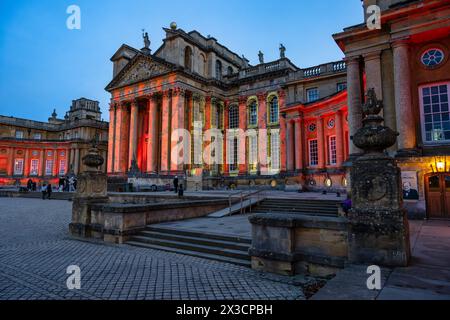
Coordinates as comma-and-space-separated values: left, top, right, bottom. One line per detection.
227, 189, 264, 215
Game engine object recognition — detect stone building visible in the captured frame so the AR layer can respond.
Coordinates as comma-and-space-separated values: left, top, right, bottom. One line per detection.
106, 25, 349, 191
333, 0, 450, 218
0, 98, 108, 186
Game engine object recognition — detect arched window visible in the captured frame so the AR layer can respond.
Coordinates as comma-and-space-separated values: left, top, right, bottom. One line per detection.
228, 105, 239, 129
215, 60, 222, 79
248, 100, 258, 127
268, 96, 279, 124
199, 53, 206, 76
184, 46, 192, 71
227, 66, 233, 76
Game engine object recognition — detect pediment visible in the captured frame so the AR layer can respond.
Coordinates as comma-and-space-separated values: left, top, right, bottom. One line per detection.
106, 55, 173, 91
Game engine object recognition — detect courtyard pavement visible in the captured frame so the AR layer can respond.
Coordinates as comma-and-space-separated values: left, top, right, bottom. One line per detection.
0, 197, 304, 300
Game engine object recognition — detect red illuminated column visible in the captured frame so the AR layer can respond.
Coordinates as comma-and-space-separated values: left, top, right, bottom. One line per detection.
335, 110, 344, 166
203, 96, 212, 171
147, 95, 158, 174
39, 149, 45, 176
7, 147, 15, 176
160, 90, 171, 173
107, 102, 116, 173
223, 100, 229, 175
171, 88, 186, 173
238, 96, 247, 175
287, 120, 295, 172
53, 149, 58, 176
294, 118, 303, 171
278, 90, 287, 173
114, 102, 130, 173
128, 99, 139, 168
257, 93, 267, 173
24, 149, 30, 177
317, 117, 325, 169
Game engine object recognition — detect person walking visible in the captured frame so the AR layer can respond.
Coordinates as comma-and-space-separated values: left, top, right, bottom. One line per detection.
41, 184, 47, 200
27, 179, 33, 192
173, 176, 179, 193
46, 183, 52, 200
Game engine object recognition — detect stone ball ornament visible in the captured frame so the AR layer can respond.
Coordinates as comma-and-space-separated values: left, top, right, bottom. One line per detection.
170, 22, 177, 30
82, 138, 104, 171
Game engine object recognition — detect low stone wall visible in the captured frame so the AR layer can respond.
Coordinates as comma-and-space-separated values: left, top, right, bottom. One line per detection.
249, 213, 349, 277
70, 199, 230, 244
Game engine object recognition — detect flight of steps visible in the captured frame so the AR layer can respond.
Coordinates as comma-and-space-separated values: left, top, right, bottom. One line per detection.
251, 198, 341, 216
127, 226, 252, 267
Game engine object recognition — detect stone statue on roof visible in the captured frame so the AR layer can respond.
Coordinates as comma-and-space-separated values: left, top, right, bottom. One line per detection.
143, 30, 150, 49
258, 50, 264, 64
279, 43, 286, 59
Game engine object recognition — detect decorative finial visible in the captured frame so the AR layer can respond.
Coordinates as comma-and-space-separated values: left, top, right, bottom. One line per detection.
279, 43, 286, 59
52, 109, 57, 118
362, 88, 383, 117
170, 22, 177, 30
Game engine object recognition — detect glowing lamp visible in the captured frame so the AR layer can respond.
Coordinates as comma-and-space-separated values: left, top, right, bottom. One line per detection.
436, 161, 445, 172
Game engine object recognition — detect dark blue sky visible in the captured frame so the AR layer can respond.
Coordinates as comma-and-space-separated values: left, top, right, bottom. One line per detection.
0, 0, 363, 122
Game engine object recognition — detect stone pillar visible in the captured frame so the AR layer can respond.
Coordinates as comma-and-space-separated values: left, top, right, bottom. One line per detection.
287, 120, 295, 172
335, 110, 345, 166
114, 102, 130, 173
278, 90, 287, 173
203, 96, 212, 171
107, 103, 116, 173
364, 52, 383, 99
392, 40, 416, 153
160, 90, 171, 173
147, 95, 158, 173
238, 96, 247, 175
294, 118, 303, 171
223, 101, 230, 174
7, 147, 14, 176
128, 99, 139, 169
317, 117, 325, 168
23, 149, 30, 177
171, 88, 186, 173
40, 149, 46, 176
53, 149, 58, 176
346, 57, 363, 156
74, 148, 80, 175
257, 93, 268, 174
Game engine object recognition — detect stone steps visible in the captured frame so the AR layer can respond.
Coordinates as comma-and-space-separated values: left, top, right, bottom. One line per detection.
126, 226, 251, 267
253, 199, 340, 216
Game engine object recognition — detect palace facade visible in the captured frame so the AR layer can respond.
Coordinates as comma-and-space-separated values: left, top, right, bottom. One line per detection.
0, 98, 109, 186
333, 0, 450, 218
106, 24, 349, 191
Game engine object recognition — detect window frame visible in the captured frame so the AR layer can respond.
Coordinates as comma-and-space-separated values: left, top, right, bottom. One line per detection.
15, 130, 24, 139
30, 159, 39, 176
308, 139, 319, 167
328, 135, 337, 165
418, 81, 450, 145
228, 104, 239, 129
247, 99, 258, 127
267, 95, 280, 125
306, 88, 319, 103
14, 159, 24, 176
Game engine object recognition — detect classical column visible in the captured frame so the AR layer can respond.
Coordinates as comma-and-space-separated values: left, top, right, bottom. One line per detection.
74, 148, 80, 175
238, 96, 247, 175
107, 102, 116, 173
128, 99, 139, 168
287, 120, 295, 172
392, 40, 416, 152
223, 100, 230, 174
345, 57, 363, 156
40, 149, 46, 176
24, 149, 30, 177
53, 149, 58, 176
160, 90, 171, 173
317, 117, 325, 168
114, 102, 130, 173
364, 51, 383, 99
294, 118, 303, 171
171, 88, 186, 173
7, 147, 15, 176
335, 110, 344, 166
147, 95, 158, 173
257, 93, 268, 173
203, 96, 212, 172
278, 90, 287, 173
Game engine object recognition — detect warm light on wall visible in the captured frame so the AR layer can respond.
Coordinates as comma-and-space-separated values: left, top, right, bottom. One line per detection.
431, 156, 448, 173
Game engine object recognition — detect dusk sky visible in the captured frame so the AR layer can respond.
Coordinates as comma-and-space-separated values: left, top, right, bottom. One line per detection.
0, 0, 363, 122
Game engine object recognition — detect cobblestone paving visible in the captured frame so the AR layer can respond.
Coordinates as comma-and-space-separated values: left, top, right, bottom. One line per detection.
0, 198, 304, 300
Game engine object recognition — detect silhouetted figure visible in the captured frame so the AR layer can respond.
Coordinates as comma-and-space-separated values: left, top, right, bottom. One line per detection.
46, 184, 52, 200
173, 176, 179, 193
41, 184, 47, 200
178, 184, 184, 197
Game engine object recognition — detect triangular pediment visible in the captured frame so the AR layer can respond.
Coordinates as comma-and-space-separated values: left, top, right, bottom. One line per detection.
106, 54, 174, 91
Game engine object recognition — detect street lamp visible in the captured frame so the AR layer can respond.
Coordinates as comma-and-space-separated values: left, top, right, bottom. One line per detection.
431, 156, 447, 173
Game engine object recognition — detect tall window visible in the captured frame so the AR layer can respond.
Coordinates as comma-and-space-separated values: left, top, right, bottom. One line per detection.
328, 136, 337, 165
248, 100, 258, 126
45, 160, 53, 176
307, 88, 319, 103
14, 159, 24, 175
30, 159, 39, 176
248, 134, 258, 173
420, 82, 450, 143
59, 160, 66, 176
228, 137, 238, 172
211, 102, 224, 129
268, 96, 279, 124
215, 60, 222, 79
227, 66, 233, 76
269, 130, 280, 172
15, 131, 23, 139
184, 46, 192, 71
309, 139, 318, 166
228, 105, 239, 129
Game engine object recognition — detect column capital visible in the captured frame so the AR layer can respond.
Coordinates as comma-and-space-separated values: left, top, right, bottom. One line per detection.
257, 92, 267, 102
391, 38, 410, 49
363, 51, 382, 61
344, 56, 361, 65
162, 89, 171, 98
172, 87, 186, 97
238, 96, 247, 105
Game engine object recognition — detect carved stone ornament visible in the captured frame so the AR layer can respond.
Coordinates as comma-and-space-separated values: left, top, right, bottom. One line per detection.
116, 57, 170, 87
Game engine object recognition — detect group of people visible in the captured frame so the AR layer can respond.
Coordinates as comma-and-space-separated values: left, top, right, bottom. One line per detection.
25, 176, 78, 200
58, 176, 77, 192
